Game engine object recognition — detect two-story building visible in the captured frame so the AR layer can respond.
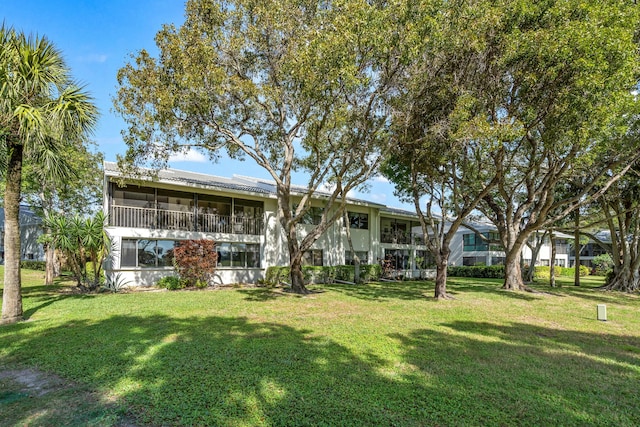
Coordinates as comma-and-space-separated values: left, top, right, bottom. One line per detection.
449, 223, 571, 268
0, 206, 45, 264
103, 162, 431, 286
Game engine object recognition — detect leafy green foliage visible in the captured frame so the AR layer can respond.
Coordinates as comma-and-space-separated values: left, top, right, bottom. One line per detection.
102, 272, 132, 293
19, 261, 46, 271
172, 240, 217, 288
156, 276, 186, 291
534, 266, 590, 279
114, 0, 401, 294
591, 254, 614, 274
1, 24, 98, 323
266, 264, 382, 285
448, 265, 505, 279
41, 211, 108, 290
264, 266, 291, 286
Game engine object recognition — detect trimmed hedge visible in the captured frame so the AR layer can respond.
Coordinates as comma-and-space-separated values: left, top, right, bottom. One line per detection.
20, 260, 46, 271
265, 264, 382, 285
360, 264, 382, 282
303, 266, 335, 284
534, 265, 590, 279
448, 265, 505, 278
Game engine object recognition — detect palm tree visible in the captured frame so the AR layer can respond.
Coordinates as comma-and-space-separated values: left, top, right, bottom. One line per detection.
0, 26, 97, 324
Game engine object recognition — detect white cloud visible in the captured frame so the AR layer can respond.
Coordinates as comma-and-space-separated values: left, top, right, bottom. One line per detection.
318, 182, 356, 198
169, 149, 208, 163
368, 193, 387, 203
371, 175, 389, 184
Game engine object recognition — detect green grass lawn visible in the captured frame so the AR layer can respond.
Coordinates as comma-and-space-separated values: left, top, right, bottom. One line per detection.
1, 269, 639, 426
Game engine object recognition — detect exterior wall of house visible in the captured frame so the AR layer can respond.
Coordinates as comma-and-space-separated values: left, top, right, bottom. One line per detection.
0, 207, 45, 264
449, 227, 570, 268
102, 167, 429, 287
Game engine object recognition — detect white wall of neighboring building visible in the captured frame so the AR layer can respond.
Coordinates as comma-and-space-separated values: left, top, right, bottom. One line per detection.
449, 225, 570, 268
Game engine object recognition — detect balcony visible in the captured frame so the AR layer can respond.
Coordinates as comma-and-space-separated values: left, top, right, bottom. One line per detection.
381, 230, 426, 245
110, 205, 264, 235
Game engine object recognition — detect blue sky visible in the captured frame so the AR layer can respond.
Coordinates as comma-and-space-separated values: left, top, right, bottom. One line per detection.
3, 0, 409, 210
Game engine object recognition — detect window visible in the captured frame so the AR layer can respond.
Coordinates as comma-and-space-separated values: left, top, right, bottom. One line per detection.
121, 239, 260, 269
415, 250, 435, 269
381, 219, 411, 244
112, 184, 155, 208
345, 251, 368, 265
491, 256, 505, 266
463, 232, 502, 251
347, 212, 369, 229
303, 249, 323, 266
295, 205, 324, 225
121, 239, 178, 268
216, 243, 261, 268
463, 256, 486, 266
384, 249, 410, 269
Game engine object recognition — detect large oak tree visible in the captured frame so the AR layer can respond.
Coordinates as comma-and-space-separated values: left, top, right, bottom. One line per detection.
115, 0, 402, 293
423, 0, 640, 291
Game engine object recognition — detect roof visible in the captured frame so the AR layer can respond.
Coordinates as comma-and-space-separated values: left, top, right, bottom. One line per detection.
104, 161, 402, 212
104, 161, 273, 196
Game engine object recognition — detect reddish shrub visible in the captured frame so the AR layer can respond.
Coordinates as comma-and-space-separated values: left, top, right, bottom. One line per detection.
173, 239, 218, 288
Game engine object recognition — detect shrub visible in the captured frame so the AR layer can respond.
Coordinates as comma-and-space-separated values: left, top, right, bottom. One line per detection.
264, 266, 291, 285
303, 266, 335, 284
334, 265, 355, 282
534, 265, 590, 279
448, 265, 505, 278
103, 272, 132, 293
360, 264, 382, 282
591, 254, 613, 275
157, 276, 185, 290
173, 239, 217, 288
20, 260, 46, 271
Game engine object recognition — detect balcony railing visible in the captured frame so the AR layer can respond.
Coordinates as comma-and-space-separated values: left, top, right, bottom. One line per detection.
381, 231, 427, 245
110, 205, 264, 235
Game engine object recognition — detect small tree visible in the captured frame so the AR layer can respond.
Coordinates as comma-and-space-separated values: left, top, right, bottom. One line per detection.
173, 239, 218, 288
42, 211, 108, 290
592, 253, 614, 275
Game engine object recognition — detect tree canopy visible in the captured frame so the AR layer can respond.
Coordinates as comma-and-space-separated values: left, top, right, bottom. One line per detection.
0, 25, 98, 324
115, 0, 403, 293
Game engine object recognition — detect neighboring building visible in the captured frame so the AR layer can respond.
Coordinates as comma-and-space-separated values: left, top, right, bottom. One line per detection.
0, 205, 45, 264
449, 223, 571, 268
103, 162, 431, 286
568, 231, 612, 268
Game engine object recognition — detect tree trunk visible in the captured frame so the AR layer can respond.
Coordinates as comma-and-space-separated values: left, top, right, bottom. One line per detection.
289, 251, 307, 294
1, 142, 24, 324
605, 267, 640, 292
550, 232, 556, 287
503, 248, 526, 290
45, 243, 55, 286
285, 225, 308, 294
433, 249, 453, 299
574, 213, 581, 286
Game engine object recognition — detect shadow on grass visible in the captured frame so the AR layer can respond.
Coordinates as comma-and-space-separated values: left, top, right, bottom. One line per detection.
323, 278, 541, 302
22, 293, 95, 321
322, 280, 434, 301
390, 321, 640, 426
526, 279, 639, 306
2, 314, 639, 425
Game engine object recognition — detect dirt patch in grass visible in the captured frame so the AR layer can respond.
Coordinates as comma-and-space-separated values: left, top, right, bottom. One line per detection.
0, 367, 136, 427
